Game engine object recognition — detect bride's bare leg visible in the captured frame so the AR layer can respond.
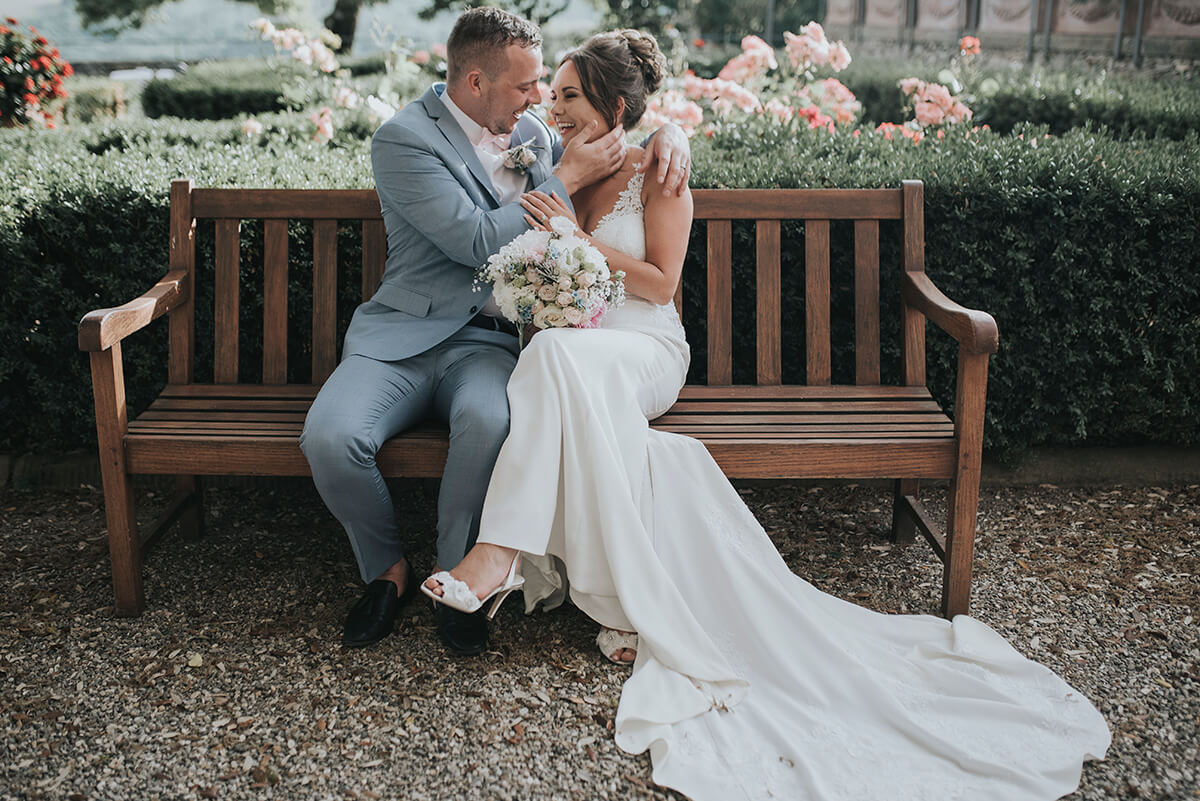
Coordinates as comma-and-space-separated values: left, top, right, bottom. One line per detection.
424, 543, 519, 600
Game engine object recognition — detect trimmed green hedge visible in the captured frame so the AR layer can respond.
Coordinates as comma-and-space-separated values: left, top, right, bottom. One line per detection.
2, 118, 1197, 458
142, 61, 290, 120
62, 76, 128, 124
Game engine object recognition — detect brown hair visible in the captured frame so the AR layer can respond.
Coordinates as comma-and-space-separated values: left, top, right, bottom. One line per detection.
446, 7, 542, 85
560, 29, 666, 130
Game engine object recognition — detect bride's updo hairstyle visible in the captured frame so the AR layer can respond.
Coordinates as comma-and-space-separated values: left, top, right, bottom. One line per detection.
559, 29, 666, 131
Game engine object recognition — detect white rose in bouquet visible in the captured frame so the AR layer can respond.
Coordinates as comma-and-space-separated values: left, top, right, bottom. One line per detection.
477, 216, 626, 344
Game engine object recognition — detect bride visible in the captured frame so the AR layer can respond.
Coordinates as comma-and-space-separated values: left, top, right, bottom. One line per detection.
423, 29, 1111, 801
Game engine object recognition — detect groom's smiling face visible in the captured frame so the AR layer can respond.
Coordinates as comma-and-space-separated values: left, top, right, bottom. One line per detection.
476, 43, 544, 135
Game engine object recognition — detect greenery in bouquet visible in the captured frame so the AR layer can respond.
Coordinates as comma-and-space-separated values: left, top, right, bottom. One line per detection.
0, 17, 73, 129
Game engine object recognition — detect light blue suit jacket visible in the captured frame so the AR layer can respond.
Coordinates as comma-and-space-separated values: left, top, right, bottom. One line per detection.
344, 83, 567, 362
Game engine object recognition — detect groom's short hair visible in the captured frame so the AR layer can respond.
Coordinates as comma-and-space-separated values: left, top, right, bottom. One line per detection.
446, 7, 542, 85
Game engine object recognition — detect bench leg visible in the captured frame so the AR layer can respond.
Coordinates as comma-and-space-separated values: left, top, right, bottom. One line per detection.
175, 475, 204, 539
90, 346, 145, 616
941, 350, 989, 619
890, 478, 920, 544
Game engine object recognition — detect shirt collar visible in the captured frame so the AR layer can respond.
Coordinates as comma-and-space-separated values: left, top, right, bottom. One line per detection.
441, 89, 488, 148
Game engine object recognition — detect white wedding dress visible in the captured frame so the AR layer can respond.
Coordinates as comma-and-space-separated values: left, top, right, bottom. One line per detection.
478, 171, 1110, 801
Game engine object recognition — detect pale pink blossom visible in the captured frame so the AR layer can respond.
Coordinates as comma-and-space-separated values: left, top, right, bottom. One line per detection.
563, 306, 584, 325
762, 98, 794, 124
412, 50, 430, 65
922, 83, 954, 110
249, 18, 276, 40
311, 106, 334, 143
913, 101, 944, 127
899, 77, 923, 97
241, 118, 263, 136
431, 42, 447, 59
333, 86, 361, 109
555, 291, 574, 307
830, 42, 851, 71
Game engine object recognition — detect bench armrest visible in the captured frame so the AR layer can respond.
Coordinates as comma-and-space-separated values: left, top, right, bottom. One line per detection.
78, 269, 188, 352
901, 271, 999, 355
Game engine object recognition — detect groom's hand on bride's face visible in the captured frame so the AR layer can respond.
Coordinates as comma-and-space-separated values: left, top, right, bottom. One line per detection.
554, 121, 625, 195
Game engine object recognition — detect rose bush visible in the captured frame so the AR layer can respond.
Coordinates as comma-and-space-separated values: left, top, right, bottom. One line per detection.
0, 17, 72, 129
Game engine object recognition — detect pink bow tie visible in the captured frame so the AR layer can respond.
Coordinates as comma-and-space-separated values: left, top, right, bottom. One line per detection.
478, 129, 511, 154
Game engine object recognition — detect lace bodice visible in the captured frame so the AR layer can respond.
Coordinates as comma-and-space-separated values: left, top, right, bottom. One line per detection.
586, 171, 685, 341
590, 170, 646, 261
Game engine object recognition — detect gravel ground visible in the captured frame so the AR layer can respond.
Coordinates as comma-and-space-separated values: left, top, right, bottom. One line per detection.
1, 480, 1197, 801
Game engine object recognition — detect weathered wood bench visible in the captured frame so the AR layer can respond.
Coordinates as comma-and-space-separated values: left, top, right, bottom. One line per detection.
79, 179, 998, 620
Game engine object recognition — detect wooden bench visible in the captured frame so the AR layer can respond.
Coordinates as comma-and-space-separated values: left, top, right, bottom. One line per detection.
79, 179, 998, 619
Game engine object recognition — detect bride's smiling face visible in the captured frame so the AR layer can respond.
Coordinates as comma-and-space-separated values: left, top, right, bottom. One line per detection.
549, 60, 620, 146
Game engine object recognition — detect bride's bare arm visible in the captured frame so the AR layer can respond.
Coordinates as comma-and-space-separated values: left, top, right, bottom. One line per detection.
596, 185, 692, 306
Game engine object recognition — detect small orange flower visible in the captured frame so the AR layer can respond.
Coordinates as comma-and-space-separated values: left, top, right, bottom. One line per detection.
693, 38, 705, 48
958, 36, 981, 55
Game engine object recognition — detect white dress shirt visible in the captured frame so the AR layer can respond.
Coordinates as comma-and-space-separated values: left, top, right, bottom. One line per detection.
442, 91, 529, 319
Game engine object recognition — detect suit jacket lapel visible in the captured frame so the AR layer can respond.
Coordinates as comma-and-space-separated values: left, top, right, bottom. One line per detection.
423, 85, 501, 207
513, 115, 552, 188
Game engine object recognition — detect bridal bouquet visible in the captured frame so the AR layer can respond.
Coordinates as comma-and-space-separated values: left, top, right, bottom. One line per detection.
478, 216, 625, 335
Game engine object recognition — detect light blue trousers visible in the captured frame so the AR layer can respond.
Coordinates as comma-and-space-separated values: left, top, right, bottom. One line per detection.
300, 326, 519, 582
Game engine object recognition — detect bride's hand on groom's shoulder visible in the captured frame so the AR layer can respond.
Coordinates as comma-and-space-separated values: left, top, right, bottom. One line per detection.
638, 123, 691, 198
554, 122, 625, 195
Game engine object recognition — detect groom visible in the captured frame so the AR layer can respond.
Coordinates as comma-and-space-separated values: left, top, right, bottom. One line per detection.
301, 7, 691, 656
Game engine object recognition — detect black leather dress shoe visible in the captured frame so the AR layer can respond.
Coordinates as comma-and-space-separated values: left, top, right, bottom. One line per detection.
342, 563, 418, 648
436, 604, 489, 657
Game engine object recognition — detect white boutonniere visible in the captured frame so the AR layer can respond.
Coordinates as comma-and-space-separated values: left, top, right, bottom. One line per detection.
501, 141, 540, 174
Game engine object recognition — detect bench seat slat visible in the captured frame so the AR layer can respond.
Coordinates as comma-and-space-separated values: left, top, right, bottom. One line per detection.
125, 435, 952, 479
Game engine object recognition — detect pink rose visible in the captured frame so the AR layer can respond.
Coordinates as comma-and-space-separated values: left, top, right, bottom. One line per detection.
913, 101, 944, 127
899, 77, 923, 97
555, 291, 574, 307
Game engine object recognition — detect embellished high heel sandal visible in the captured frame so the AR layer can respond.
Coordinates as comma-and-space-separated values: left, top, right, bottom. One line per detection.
597, 627, 638, 664
421, 556, 524, 620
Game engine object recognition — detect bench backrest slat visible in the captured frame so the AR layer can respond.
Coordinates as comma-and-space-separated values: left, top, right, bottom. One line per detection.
214, 219, 240, 383
313, 220, 339, 384
361, 220, 386, 301
755, 220, 781, 385
706, 220, 733, 386
805, 219, 831, 386
853, 219, 881, 385
169, 181, 925, 390
169, 180, 195, 384
263, 219, 289, 384
901, 181, 926, 387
